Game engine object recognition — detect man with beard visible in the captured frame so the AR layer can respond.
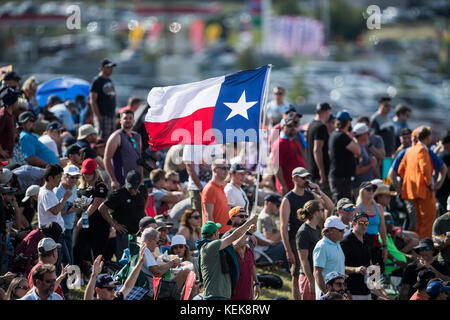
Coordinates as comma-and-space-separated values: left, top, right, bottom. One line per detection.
21, 264, 62, 300
104, 109, 143, 190
318, 271, 349, 300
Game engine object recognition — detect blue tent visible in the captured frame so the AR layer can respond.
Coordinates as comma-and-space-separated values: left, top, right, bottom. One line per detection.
36, 77, 90, 107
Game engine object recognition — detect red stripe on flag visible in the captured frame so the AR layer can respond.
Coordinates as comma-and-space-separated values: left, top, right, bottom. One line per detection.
145, 107, 216, 150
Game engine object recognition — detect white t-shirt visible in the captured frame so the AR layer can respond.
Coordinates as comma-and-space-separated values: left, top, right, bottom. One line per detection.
20, 288, 63, 300
182, 145, 222, 191
224, 183, 249, 212
142, 247, 159, 277
38, 135, 60, 158
38, 186, 65, 232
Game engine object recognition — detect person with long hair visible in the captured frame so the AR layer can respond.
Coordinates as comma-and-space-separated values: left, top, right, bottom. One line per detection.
177, 209, 202, 253
5, 277, 29, 300
356, 181, 388, 273
296, 200, 323, 300
72, 158, 110, 276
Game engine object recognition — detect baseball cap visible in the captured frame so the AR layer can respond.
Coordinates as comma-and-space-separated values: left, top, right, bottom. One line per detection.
47, 121, 62, 131
413, 269, 435, 290
47, 95, 62, 105
63, 136, 77, 146
125, 170, 140, 189
0, 160, 7, 166
143, 178, 153, 189
18, 111, 36, 124
328, 113, 335, 122
336, 198, 354, 210
96, 274, 118, 288
353, 123, 369, 136
38, 237, 62, 253
80, 158, 97, 175
336, 110, 352, 121
201, 221, 221, 236
426, 280, 450, 298
64, 165, 80, 176
227, 206, 247, 225
101, 58, 117, 68
316, 102, 332, 113
230, 163, 248, 173
156, 221, 171, 231
292, 167, 311, 178
0, 168, 13, 184
352, 212, 369, 222
265, 193, 282, 205
77, 124, 97, 140
325, 271, 347, 284
40, 222, 63, 242
66, 144, 81, 156
22, 184, 40, 202
171, 235, 187, 247
3, 71, 21, 81
139, 216, 156, 229
413, 238, 436, 255
370, 179, 385, 187
324, 216, 347, 230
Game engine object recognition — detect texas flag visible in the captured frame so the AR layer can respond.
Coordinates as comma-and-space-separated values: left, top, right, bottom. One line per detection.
145, 65, 270, 150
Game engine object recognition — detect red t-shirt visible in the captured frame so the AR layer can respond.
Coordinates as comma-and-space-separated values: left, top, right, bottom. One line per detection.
201, 181, 230, 235
231, 248, 256, 300
271, 136, 306, 193
28, 262, 65, 299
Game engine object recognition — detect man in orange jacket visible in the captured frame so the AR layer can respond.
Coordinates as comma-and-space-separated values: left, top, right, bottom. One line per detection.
398, 126, 436, 239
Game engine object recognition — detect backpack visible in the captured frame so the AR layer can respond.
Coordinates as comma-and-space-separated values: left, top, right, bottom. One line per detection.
256, 273, 283, 289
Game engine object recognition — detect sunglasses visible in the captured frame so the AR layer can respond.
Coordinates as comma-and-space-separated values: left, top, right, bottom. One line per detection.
356, 221, 370, 226
385, 220, 394, 224
190, 215, 201, 219
274, 92, 284, 96
364, 187, 376, 192
17, 285, 30, 290
217, 166, 230, 171
68, 175, 80, 180
235, 214, 248, 219
416, 246, 433, 252
130, 137, 137, 149
332, 228, 345, 233
172, 245, 185, 250
343, 207, 355, 212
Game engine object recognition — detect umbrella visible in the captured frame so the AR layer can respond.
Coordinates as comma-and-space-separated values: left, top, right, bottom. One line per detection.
36, 77, 90, 107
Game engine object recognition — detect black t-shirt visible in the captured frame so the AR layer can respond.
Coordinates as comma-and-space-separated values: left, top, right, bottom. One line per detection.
306, 120, 330, 180
328, 130, 356, 177
402, 260, 450, 299
340, 233, 372, 295
295, 223, 322, 275
90, 75, 116, 117
78, 179, 109, 228
436, 151, 450, 204
103, 185, 148, 234
285, 190, 315, 240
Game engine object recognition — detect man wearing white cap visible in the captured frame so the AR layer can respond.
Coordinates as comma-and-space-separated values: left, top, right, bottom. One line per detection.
352, 123, 377, 199
313, 216, 346, 299
54, 165, 81, 266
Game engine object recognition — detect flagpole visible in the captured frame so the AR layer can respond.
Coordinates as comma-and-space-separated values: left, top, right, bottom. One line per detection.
252, 64, 272, 216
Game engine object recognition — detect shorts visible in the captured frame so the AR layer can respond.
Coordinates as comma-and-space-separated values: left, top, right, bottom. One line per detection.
289, 238, 300, 277
298, 274, 316, 300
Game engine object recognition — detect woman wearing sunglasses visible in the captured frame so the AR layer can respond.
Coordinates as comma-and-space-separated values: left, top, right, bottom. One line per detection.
177, 209, 202, 253
5, 277, 30, 300
356, 181, 388, 273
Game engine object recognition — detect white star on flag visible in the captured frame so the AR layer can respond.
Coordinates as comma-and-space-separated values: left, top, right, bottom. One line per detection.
223, 90, 258, 121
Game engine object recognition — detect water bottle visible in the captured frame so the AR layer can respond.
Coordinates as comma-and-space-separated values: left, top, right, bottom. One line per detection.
82, 211, 89, 229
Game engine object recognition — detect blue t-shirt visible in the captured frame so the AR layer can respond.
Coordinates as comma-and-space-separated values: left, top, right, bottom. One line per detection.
54, 184, 78, 230
392, 147, 444, 172
313, 237, 346, 299
19, 131, 59, 164
79, 105, 89, 125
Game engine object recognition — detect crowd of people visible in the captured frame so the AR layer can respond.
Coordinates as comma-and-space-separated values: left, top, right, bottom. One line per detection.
0, 61, 449, 301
